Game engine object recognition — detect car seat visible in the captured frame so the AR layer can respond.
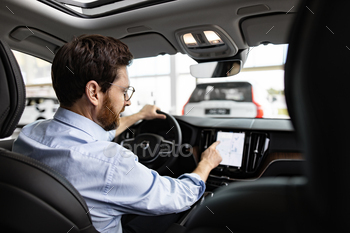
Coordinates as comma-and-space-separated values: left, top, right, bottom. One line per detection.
184, 0, 350, 232
0, 38, 99, 233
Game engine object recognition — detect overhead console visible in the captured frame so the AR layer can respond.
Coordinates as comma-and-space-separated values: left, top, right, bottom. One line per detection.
175, 25, 238, 60
200, 129, 270, 180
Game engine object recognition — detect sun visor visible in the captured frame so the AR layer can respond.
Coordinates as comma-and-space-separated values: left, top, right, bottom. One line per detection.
241, 14, 295, 46
9, 26, 66, 61
120, 33, 177, 59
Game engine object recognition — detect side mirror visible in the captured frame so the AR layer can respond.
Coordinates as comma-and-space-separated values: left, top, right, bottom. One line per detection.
190, 60, 242, 78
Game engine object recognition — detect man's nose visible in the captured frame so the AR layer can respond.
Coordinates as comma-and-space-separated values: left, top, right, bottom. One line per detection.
125, 99, 131, 106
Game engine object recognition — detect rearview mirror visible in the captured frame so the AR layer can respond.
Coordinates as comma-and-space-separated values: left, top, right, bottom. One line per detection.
190, 60, 241, 78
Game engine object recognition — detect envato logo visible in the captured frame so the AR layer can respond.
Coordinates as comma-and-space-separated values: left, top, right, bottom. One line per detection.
103, 143, 120, 158
103, 142, 193, 159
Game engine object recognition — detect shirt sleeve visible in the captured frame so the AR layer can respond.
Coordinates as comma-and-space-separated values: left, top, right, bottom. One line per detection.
104, 146, 206, 216
107, 130, 116, 141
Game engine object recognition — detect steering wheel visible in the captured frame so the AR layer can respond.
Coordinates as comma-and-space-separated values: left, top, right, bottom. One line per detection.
120, 110, 182, 175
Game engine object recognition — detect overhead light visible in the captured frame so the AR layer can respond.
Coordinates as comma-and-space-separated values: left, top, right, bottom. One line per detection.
183, 33, 198, 47
182, 31, 224, 48
176, 26, 238, 60
204, 31, 224, 45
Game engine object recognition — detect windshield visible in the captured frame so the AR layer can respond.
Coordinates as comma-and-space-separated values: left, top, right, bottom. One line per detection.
13, 44, 289, 121
124, 44, 289, 119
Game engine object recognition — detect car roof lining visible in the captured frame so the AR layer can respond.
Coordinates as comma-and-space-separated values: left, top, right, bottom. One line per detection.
0, 0, 300, 62
120, 33, 177, 59
241, 13, 296, 46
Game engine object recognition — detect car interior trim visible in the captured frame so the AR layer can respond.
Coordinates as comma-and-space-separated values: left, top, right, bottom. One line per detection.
120, 33, 177, 58
237, 4, 270, 15
207, 156, 304, 186
241, 13, 296, 46
39, 0, 177, 18
175, 117, 294, 132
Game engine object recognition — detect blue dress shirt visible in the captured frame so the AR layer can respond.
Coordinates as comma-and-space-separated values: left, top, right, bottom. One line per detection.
13, 107, 205, 233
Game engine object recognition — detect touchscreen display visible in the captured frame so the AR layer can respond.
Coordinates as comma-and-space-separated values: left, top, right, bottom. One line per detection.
216, 131, 245, 167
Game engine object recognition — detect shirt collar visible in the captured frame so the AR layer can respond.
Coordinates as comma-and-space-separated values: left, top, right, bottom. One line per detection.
53, 107, 112, 141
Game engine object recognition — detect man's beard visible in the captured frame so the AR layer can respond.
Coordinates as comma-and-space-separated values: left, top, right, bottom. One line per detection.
97, 95, 125, 131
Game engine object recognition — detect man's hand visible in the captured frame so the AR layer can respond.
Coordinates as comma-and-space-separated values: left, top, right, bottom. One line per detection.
138, 104, 166, 120
192, 141, 222, 182
200, 141, 222, 169
114, 105, 166, 137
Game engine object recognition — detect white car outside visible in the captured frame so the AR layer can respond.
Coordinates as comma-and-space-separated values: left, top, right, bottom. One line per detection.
18, 97, 59, 126
183, 81, 272, 118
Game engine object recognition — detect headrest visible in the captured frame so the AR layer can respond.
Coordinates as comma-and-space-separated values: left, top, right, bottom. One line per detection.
0, 39, 26, 138
285, 0, 350, 230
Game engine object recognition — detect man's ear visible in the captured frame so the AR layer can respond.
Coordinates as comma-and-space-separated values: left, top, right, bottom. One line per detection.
85, 80, 101, 106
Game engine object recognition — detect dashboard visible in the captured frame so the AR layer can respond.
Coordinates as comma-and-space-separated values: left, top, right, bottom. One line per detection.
117, 115, 304, 191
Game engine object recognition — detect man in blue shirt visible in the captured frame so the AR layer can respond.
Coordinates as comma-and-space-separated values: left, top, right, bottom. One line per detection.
13, 34, 222, 233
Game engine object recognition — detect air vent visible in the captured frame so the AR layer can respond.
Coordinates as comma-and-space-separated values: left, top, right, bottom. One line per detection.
117, 129, 135, 142
124, 129, 135, 139
246, 132, 269, 173
200, 129, 215, 151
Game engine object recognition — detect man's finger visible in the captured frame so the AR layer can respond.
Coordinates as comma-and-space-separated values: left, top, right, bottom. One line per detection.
156, 113, 166, 119
209, 141, 220, 148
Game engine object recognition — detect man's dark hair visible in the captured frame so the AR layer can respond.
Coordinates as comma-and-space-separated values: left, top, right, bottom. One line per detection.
52, 34, 133, 107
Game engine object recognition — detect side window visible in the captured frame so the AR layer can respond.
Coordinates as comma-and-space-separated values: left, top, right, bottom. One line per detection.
12, 51, 58, 126
12, 51, 52, 85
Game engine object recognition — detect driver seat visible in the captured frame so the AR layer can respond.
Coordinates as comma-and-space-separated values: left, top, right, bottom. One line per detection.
0, 39, 99, 232
185, 0, 350, 232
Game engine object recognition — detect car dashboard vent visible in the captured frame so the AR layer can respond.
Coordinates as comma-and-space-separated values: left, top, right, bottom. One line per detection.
124, 129, 135, 139
200, 129, 215, 151
246, 132, 269, 173
115, 128, 135, 143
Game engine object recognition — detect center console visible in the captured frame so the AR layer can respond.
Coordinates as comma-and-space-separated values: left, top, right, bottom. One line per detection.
199, 129, 270, 189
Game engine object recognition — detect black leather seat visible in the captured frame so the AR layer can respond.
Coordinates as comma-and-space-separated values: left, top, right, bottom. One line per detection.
185, 0, 350, 232
0, 39, 99, 232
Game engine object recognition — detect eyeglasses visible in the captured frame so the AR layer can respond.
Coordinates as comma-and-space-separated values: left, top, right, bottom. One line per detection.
109, 83, 135, 101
